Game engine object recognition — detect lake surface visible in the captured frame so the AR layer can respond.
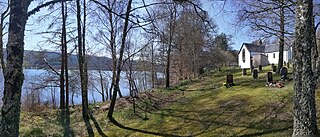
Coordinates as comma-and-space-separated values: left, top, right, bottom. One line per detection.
0, 69, 156, 106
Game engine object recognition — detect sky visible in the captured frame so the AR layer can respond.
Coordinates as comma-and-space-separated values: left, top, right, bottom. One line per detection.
202, 1, 254, 50
20, 0, 255, 52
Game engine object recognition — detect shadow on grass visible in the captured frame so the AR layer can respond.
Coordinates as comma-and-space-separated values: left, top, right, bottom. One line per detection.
90, 79, 293, 137
239, 126, 292, 137
233, 94, 292, 136
109, 117, 192, 137
145, 93, 293, 136
89, 113, 107, 137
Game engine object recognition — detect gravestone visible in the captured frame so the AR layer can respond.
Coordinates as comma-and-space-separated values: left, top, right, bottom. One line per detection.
258, 65, 262, 71
283, 61, 287, 66
272, 65, 277, 72
242, 69, 247, 76
199, 67, 204, 75
280, 67, 288, 80
253, 69, 258, 79
287, 62, 290, 68
267, 72, 273, 83
271, 64, 274, 69
226, 74, 234, 86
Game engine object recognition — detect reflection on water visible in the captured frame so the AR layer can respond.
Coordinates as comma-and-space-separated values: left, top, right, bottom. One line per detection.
0, 69, 158, 107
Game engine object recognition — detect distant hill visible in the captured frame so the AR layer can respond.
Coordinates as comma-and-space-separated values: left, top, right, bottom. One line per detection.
23, 50, 113, 70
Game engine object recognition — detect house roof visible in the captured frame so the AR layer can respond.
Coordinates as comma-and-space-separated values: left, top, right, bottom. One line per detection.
264, 44, 291, 53
239, 43, 291, 54
243, 43, 265, 52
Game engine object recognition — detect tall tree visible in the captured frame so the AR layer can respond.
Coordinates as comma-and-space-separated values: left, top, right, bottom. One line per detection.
0, 0, 31, 136
214, 33, 232, 51
293, 0, 318, 136
61, 1, 73, 136
91, 0, 127, 99
0, 1, 69, 136
153, 0, 178, 87
108, 0, 133, 119
165, 3, 177, 88
60, 1, 66, 109
278, 0, 285, 73
76, 0, 94, 136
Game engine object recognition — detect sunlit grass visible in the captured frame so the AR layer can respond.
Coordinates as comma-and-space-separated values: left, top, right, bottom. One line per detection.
19, 65, 320, 137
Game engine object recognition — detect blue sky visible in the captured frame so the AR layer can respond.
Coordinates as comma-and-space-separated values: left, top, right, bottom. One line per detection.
202, 1, 255, 51
23, 0, 254, 52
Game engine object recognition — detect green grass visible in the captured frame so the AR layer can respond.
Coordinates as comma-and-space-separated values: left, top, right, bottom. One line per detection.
19, 66, 320, 137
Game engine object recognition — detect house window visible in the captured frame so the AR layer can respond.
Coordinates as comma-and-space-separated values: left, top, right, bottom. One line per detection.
242, 49, 245, 62
273, 53, 275, 58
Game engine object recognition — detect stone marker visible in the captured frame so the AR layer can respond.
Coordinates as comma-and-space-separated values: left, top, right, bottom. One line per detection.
280, 67, 288, 80
242, 69, 247, 76
271, 64, 274, 69
272, 65, 277, 72
287, 62, 290, 68
227, 74, 233, 85
258, 65, 262, 71
267, 72, 273, 83
253, 69, 258, 79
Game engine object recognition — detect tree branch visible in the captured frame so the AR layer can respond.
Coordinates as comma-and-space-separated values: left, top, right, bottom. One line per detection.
43, 57, 60, 76
28, 0, 72, 17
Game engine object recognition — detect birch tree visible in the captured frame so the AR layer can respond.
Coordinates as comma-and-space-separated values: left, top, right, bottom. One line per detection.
292, 0, 319, 136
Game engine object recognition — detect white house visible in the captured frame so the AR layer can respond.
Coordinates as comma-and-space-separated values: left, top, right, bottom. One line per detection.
238, 43, 292, 69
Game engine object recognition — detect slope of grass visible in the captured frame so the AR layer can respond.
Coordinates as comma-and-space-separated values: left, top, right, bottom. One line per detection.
19, 66, 320, 137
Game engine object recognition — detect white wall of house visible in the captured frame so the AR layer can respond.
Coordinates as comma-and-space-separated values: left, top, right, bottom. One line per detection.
266, 50, 291, 64
266, 52, 279, 64
283, 51, 289, 63
238, 43, 293, 67
238, 46, 251, 68
287, 47, 292, 61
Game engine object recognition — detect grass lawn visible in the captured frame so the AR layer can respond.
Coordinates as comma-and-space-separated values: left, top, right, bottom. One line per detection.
19, 66, 320, 137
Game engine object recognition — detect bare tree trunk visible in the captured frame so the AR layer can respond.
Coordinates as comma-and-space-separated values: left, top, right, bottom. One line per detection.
165, 45, 171, 88
292, 0, 318, 136
107, 0, 123, 98
278, 0, 285, 74
71, 91, 75, 107
76, 0, 94, 136
98, 70, 105, 102
59, 0, 66, 110
61, 1, 73, 136
165, 5, 176, 88
0, 0, 31, 136
51, 86, 56, 108
108, 0, 132, 119
143, 57, 147, 91
62, 0, 69, 109
0, 0, 9, 74
151, 42, 155, 88
126, 54, 136, 113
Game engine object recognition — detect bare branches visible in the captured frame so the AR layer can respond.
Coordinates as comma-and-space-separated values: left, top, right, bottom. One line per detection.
0, 0, 9, 73
235, 0, 295, 40
43, 57, 60, 76
28, 0, 72, 17
186, 0, 216, 31
91, 0, 155, 34
1, 0, 9, 20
